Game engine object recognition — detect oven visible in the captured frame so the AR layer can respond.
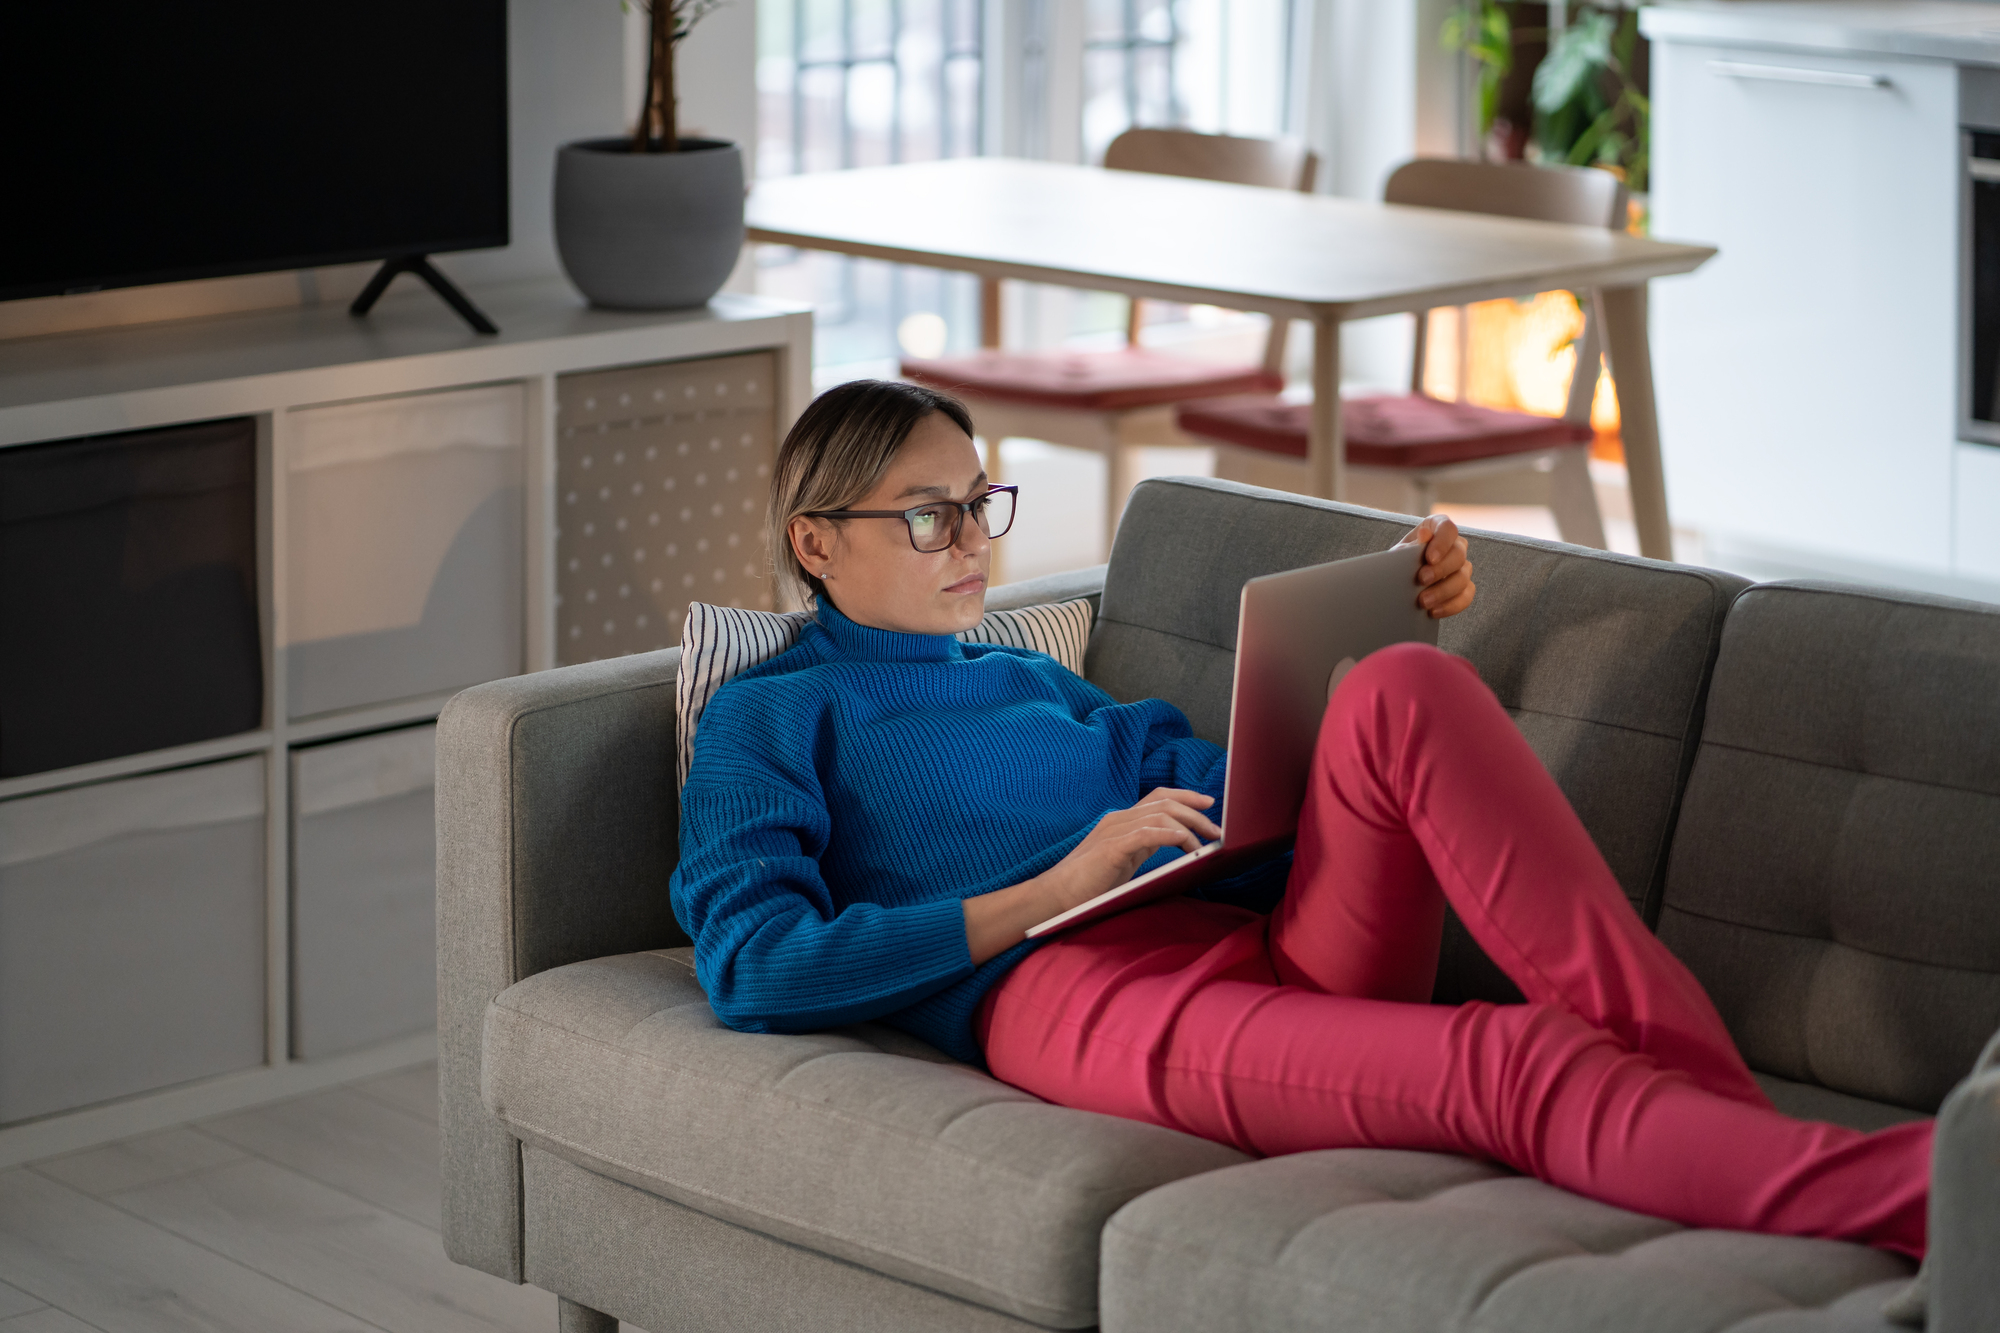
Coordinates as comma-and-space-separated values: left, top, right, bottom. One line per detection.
1964, 71, 2000, 445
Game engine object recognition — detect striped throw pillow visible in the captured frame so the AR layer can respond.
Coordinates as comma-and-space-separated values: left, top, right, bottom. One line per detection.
676, 597, 1096, 785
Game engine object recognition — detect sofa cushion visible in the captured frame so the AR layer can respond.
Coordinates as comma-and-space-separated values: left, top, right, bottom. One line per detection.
1753, 1073, 1931, 1135
1099, 1150, 1914, 1333
481, 947, 1246, 1328
1089, 477, 1747, 1001
675, 598, 1096, 785
1658, 582, 2000, 1113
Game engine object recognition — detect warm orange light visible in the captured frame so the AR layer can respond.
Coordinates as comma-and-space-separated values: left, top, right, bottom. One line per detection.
1420, 292, 1624, 464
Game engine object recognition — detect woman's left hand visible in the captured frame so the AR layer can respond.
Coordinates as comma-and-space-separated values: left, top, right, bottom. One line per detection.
1398, 515, 1475, 618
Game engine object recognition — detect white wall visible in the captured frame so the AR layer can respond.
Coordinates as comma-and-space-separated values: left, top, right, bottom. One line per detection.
452, 0, 630, 288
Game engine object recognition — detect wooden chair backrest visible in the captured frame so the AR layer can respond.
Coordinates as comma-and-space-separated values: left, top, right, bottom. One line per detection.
1104, 127, 1319, 193
1103, 128, 1319, 359
1385, 159, 1626, 414
1384, 158, 1626, 228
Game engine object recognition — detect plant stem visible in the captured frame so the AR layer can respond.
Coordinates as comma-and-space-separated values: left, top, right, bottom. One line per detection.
632, 2, 655, 151
631, 0, 677, 153
660, 0, 678, 152
630, 0, 719, 153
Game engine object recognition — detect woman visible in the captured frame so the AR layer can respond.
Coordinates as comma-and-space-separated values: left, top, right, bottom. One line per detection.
672, 379, 1928, 1258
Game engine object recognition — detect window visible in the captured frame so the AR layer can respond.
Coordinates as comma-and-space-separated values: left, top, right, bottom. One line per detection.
1082, 0, 1181, 163
756, 1, 988, 378
1073, 0, 1306, 343
756, 0, 1303, 381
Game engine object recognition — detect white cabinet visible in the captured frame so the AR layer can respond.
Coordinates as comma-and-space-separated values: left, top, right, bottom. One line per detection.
1958, 442, 2000, 580
284, 386, 525, 718
0, 758, 266, 1123
291, 725, 438, 1060
555, 353, 780, 661
0, 281, 811, 1158
1650, 41, 1960, 573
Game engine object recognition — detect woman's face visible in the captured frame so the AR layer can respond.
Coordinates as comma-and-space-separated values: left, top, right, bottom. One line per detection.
788, 411, 992, 636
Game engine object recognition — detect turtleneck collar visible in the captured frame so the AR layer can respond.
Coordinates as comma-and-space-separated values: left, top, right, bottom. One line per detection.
814, 598, 966, 663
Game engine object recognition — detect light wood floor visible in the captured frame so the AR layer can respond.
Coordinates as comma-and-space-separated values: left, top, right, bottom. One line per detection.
0, 1063, 579, 1333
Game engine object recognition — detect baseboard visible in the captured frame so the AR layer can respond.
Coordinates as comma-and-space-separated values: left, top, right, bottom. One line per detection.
0, 1029, 436, 1168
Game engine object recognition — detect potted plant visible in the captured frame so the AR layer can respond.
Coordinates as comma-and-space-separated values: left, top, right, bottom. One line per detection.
1443, 1, 1650, 207
554, 0, 742, 309
1529, 5, 1649, 200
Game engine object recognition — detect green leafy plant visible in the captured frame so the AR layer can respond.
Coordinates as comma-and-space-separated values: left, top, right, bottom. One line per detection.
1531, 5, 1649, 192
1442, 0, 1514, 142
626, 0, 727, 153
1441, 2, 1649, 196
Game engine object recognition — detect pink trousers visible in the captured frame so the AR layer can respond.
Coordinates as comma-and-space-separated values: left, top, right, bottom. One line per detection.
977, 642, 1930, 1256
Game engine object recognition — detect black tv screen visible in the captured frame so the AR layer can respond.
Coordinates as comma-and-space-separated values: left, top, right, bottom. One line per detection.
1, 1, 509, 302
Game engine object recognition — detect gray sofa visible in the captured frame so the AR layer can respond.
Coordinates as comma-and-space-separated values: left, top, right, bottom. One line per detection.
438, 476, 2000, 1333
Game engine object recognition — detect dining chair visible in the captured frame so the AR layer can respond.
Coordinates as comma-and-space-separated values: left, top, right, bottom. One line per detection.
899, 128, 1319, 551
1175, 158, 1623, 548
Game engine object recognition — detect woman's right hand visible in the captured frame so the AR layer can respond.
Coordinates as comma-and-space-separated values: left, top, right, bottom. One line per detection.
1040, 788, 1220, 913
962, 788, 1220, 965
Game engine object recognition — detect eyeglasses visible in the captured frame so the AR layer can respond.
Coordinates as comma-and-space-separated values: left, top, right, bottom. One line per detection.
807, 484, 1018, 553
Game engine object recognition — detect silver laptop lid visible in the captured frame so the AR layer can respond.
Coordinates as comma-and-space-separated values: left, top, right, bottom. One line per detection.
1219, 544, 1438, 849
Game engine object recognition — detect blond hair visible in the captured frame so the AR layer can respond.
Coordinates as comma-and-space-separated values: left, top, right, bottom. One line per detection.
769, 380, 976, 607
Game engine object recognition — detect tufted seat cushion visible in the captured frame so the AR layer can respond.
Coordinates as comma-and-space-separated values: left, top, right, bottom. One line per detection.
481, 947, 1247, 1329
900, 347, 1283, 413
1099, 1150, 1915, 1333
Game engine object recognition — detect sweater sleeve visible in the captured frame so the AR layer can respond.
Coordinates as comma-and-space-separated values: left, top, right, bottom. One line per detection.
1138, 729, 1228, 805
671, 686, 975, 1035
1041, 659, 1228, 805
1032, 651, 1266, 903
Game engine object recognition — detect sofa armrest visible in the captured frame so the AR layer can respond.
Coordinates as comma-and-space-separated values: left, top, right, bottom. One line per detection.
1934, 1061, 2000, 1333
984, 563, 1108, 615
435, 648, 688, 1281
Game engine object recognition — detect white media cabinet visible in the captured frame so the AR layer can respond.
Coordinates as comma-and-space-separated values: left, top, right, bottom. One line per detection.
0, 280, 813, 1164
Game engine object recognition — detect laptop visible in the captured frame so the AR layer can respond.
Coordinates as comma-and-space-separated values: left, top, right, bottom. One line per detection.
1026, 542, 1440, 939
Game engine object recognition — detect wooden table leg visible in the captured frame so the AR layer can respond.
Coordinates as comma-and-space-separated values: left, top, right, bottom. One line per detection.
1103, 421, 1132, 551
980, 277, 1003, 349
1308, 314, 1346, 501
979, 276, 1006, 584
1596, 284, 1673, 560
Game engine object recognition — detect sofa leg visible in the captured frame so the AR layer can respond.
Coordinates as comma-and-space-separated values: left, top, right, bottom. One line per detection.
559, 1296, 617, 1332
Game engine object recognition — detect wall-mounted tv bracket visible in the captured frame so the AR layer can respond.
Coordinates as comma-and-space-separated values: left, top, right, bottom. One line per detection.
349, 255, 499, 335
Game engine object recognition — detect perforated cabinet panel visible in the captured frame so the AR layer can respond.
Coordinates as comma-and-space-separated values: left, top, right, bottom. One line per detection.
556, 353, 778, 664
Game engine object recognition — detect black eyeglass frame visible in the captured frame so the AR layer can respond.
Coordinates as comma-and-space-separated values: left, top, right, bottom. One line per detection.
805, 484, 1019, 552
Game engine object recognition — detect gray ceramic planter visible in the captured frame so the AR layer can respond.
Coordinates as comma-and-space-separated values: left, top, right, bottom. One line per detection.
554, 137, 745, 310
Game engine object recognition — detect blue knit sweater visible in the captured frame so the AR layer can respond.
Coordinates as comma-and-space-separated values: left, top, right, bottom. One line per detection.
671, 600, 1275, 1063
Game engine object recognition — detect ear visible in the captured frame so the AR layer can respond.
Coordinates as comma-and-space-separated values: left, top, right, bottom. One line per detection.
788, 514, 838, 580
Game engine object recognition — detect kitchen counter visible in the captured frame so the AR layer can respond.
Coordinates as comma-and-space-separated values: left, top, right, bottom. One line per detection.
1642, 1, 2000, 65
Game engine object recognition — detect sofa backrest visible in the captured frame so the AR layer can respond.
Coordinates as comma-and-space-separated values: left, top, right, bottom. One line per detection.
1089, 478, 1746, 999
1657, 582, 2000, 1113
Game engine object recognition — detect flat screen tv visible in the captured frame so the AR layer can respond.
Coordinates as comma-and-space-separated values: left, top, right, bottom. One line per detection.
0, 1, 509, 304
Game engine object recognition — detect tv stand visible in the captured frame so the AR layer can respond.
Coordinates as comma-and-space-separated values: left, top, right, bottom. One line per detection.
0, 281, 811, 1166
350, 254, 499, 335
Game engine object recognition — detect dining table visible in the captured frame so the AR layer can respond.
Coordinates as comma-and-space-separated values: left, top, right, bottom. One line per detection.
745, 157, 1716, 560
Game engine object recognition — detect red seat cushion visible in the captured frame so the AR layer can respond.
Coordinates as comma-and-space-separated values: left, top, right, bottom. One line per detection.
902, 348, 1284, 413
1176, 393, 1594, 470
